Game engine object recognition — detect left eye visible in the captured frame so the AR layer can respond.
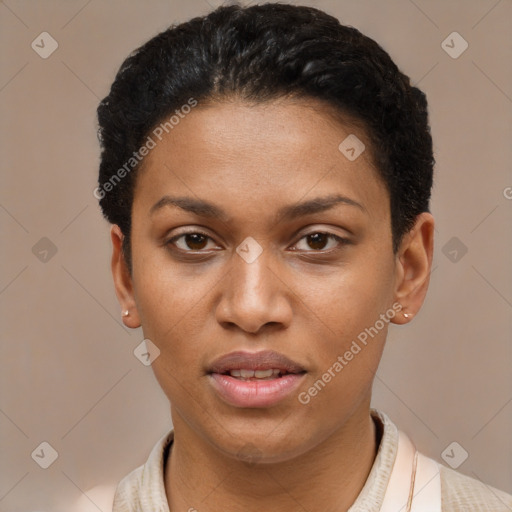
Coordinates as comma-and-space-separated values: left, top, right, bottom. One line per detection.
170, 232, 218, 251
293, 232, 345, 251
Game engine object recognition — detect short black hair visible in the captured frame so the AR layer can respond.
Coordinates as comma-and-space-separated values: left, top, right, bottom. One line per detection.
96, 2, 434, 263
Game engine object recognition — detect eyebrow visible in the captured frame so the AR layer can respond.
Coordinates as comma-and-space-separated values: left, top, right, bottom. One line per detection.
150, 193, 366, 220
150, 196, 228, 220
277, 194, 366, 220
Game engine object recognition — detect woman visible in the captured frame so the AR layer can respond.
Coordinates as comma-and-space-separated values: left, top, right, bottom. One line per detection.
95, 3, 512, 511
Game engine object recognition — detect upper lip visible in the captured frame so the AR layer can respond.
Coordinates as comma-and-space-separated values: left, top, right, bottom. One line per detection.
208, 350, 306, 374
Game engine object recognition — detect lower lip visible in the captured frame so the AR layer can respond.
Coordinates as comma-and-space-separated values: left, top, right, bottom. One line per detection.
209, 373, 305, 408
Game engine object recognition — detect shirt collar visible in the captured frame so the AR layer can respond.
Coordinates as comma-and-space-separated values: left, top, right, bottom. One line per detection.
118, 408, 398, 511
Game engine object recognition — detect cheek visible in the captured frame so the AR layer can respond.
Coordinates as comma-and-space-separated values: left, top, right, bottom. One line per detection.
297, 284, 388, 414
294, 255, 394, 388
132, 248, 217, 342
297, 254, 395, 336
131, 254, 220, 398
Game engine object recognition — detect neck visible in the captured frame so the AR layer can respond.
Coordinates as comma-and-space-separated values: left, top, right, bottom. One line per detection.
166, 405, 378, 512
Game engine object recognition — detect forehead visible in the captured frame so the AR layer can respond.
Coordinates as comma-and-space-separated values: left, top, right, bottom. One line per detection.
133, 98, 389, 223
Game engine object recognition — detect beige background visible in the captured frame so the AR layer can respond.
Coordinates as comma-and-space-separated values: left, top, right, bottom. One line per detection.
1, 0, 511, 510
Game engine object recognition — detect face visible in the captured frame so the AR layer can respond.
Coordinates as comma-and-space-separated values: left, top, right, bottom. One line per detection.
112, 98, 433, 463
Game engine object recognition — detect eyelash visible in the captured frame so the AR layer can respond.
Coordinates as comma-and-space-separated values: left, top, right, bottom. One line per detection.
166, 230, 349, 254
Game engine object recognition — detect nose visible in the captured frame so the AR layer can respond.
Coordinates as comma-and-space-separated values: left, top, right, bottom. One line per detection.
215, 245, 293, 335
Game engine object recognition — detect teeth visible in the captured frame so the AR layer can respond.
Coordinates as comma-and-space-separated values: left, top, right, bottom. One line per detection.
228, 369, 283, 379
254, 369, 274, 378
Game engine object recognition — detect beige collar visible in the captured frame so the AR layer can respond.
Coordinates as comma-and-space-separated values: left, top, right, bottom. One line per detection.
380, 430, 441, 512
113, 409, 441, 511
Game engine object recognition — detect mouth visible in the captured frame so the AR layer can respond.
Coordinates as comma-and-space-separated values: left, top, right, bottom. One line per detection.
207, 350, 306, 408
222, 368, 293, 381
208, 350, 306, 379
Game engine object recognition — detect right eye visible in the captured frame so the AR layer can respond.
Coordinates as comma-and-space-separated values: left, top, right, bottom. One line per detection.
167, 232, 220, 252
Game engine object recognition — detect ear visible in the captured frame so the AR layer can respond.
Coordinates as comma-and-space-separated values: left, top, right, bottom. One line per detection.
391, 212, 435, 325
111, 225, 141, 329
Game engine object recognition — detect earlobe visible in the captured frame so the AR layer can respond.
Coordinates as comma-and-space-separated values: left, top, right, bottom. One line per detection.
391, 212, 435, 325
111, 225, 141, 329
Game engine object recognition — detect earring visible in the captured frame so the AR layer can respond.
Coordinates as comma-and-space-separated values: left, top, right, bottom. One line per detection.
403, 312, 412, 319
122, 310, 130, 317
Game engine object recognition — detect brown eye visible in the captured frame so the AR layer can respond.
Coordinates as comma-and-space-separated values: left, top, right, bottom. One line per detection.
293, 232, 347, 252
184, 233, 207, 250
306, 233, 329, 250
169, 232, 217, 251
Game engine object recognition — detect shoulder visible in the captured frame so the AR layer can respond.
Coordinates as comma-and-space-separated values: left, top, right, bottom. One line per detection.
440, 464, 512, 511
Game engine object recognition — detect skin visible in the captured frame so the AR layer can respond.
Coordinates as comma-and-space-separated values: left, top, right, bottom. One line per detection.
111, 97, 434, 512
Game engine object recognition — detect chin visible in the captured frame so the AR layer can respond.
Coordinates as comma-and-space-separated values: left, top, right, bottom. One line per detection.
203, 416, 319, 465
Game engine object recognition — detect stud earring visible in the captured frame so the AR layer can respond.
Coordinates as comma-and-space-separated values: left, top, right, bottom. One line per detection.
122, 310, 130, 317
403, 312, 412, 319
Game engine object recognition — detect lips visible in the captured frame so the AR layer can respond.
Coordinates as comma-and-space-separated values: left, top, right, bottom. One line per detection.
207, 350, 306, 408
208, 350, 306, 375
